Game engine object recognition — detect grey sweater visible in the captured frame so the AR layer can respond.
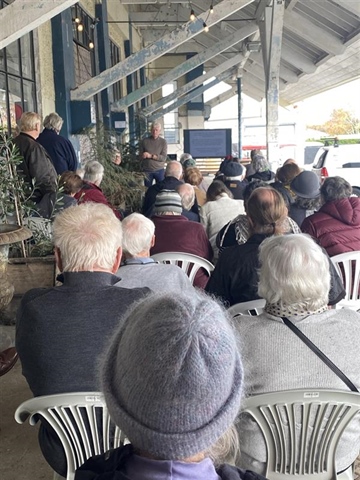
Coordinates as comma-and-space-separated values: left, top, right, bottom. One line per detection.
235, 309, 360, 473
140, 136, 168, 171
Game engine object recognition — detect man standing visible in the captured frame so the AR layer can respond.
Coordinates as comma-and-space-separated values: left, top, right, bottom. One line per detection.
16, 202, 149, 477
37, 112, 78, 174
13, 112, 58, 218
139, 122, 168, 187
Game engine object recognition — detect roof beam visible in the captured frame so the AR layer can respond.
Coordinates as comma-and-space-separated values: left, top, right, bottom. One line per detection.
143, 53, 246, 115
249, 52, 299, 83
331, 0, 360, 17
112, 22, 258, 110
284, 10, 346, 56
206, 86, 237, 109
0, 0, 78, 50
149, 69, 234, 121
281, 44, 317, 74
71, 0, 255, 101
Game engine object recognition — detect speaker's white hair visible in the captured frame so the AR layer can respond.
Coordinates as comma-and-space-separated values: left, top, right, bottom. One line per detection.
258, 234, 330, 310
53, 203, 122, 272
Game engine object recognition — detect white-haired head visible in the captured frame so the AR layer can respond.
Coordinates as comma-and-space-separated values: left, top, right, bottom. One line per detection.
84, 161, 104, 186
122, 213, 155, 258
177, 183, 195, 211
165, 161, 183, 180
258, 234, 330, 311
19, 112, 41, 135
43, 112, 63, 133
151, 122, 162, 139
53, 203, 122, 272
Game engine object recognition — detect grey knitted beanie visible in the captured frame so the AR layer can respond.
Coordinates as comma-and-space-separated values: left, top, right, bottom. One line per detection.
101, 291, 243, 460
153, 190, 183, 214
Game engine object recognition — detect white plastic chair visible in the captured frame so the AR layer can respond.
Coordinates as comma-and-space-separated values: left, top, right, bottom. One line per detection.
228, 299, 266, 317
241, 389, 360, 480
331, 251, 360, 310
15, 392, 126, 480
150, 252, 214, 285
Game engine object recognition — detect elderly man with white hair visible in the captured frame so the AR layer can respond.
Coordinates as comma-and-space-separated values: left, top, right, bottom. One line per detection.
74, 160, 122, 219
115, 213, 193, 292
139, 122, 168, 187
37, 112, 78, 174
13, 112, 57, 217
235, 233, 360, 476
16, 203, 150, 478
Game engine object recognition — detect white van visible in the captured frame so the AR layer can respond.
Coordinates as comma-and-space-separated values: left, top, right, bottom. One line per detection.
312, 144, 360, 196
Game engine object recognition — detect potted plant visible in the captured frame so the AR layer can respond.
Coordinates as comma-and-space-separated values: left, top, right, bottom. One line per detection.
0, 129, 57, 315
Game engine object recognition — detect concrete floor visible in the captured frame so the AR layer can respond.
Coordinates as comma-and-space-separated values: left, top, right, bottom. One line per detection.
1, 324, 359, 480
0, 325, 53, 480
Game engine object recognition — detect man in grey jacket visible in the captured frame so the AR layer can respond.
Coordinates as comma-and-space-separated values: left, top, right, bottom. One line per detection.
16, 203, 150, 477
116, 213, 194, 292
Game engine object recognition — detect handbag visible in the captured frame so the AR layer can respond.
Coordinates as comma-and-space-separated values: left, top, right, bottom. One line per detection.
281, 316, 358, 393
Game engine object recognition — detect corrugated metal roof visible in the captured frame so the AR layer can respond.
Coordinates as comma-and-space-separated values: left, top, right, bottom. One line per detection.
127, 0, 360, 105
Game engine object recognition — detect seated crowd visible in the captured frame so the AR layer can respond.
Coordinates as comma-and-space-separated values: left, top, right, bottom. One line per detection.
12, 121, 360, 480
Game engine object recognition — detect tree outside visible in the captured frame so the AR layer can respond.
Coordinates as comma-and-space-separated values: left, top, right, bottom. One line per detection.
308, 108, 360, 135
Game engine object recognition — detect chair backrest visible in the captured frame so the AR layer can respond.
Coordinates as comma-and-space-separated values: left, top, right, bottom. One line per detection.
331, 251, 360, 309
15, 392, 125, 480
228, 299, 266, 317
241, 389, 360, 480
150, 252, 214, 284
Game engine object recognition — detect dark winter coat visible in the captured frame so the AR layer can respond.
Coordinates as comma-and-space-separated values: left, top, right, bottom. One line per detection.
301, 197, 360, 256
37, 128, 78, 174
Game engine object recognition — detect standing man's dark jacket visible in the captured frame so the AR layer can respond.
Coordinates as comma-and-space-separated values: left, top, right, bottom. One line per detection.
37, 127, 78, 174
13, 132, 57, 214
16, 272, 150, 477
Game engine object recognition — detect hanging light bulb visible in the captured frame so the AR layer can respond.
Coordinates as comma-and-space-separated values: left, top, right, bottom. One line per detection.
210, 4, 214, 13
190, 9, 195, 21
89, 41, 94, 49
74, 17, 81, 24
203, 22, 209, 32
77, 23, 84, 32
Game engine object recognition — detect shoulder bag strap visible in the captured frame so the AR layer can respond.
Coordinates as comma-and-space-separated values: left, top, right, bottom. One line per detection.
281, 316, 358, 392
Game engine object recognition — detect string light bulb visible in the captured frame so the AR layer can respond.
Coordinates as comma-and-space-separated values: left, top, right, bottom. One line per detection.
210, 4, 214, 13
89, 41, 94, 49
74, 17, 81, 24
203, 22, 209, 32
77, 23, 84, 32
190, 9, 195, 21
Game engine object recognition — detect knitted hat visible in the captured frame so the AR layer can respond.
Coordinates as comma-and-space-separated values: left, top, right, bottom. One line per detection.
183, 158, 197, 169
222, 161, 244, 178
291, 171, 320, 199
101, 292, 243, 460
153, 190, 183, 214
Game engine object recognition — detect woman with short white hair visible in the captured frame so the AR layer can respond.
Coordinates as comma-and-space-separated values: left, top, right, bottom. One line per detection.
235, 233, 360, 476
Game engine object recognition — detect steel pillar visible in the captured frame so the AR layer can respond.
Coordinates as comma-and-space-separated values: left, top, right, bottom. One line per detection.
261, 0, 285, 168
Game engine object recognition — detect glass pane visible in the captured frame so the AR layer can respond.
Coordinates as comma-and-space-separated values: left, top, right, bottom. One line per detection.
0, 48, 5, 72
5, 40, 21, 76
7, 74, 22, 127
0, 72, 10, 131
20, 34, 35, 80
22, 79, 36, 113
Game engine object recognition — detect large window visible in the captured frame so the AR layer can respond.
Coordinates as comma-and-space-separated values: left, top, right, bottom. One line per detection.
110, 41, 122, 102
162, 82, 179, 144
0, 0, 37, 134
71, 4, 96, 87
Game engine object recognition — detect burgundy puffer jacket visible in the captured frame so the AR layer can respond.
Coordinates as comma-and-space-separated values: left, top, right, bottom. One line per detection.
301, 197, 360, 256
